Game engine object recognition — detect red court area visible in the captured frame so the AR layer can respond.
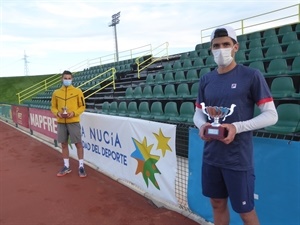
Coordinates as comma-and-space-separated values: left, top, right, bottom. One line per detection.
0, 121, 200, 225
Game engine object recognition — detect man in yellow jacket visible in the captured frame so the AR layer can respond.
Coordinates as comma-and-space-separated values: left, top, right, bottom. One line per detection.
51, 70, 87, 177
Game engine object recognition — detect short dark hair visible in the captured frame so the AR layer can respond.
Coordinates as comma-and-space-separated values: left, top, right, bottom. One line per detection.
62, 70, 72, 76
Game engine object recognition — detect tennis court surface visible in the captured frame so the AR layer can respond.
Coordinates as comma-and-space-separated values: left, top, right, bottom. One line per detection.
0, 121, 200, 225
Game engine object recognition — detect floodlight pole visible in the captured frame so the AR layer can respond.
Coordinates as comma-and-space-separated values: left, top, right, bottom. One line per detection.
109, 12, 121, 62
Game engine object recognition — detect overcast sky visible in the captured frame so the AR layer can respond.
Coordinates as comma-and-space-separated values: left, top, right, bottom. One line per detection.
0, 0, 299, 77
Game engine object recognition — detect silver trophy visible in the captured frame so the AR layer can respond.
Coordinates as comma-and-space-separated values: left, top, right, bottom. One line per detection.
61, 106, 68, 118
200, 102, 236, 139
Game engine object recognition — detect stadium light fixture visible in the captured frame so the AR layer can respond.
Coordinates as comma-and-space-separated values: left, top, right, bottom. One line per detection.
109, 12, 121, 62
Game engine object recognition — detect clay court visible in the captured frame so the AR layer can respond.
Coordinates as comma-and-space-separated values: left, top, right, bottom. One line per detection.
0, 121, 200, 225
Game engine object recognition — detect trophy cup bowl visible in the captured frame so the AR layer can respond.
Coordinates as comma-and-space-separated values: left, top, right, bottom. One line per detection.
200, 102, 236, 139
61, 106, 68, 118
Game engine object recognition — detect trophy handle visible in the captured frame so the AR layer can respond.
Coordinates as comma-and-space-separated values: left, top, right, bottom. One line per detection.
222, 104, 236, 121
200, 102, 211, 120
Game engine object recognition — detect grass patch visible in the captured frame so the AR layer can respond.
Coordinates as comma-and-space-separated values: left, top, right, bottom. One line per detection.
0, 74, 56, 104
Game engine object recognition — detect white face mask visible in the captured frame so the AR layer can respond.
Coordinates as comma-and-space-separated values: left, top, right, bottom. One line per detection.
212, 47, 233, 67
63, 79, 72, 86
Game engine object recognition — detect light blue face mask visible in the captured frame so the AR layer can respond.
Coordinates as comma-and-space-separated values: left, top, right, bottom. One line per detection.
63, 79, 72, 86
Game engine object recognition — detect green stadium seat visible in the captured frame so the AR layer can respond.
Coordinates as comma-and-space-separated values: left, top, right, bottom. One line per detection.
164, 102, 179, 121
195, 43, 203, 51
141, 85, 153, 99
151, 102, 165, 121
108, 101, 118, 115
154, 73, 164, 84
121, 87, 133, 99
117, 101, 127, 117
152, 85, 165, 99
192, 58, 205, 69
164, 72, 175, 83
177, 102, 195, 123
295, 23, 300, 33
264, 103, 300, 134
174, 71, 186, 83
133, 86, 143, 98
180, 53, 189, 61
278, 25, 293, 36
172, 61, 183, 71
292, 92, 300, 99
189, 51, 199, 60
145, 74, 155, 85
284, 41, 300, 58
265, 58, 288, 76
289, 56, 300, 75
235, 50, 247, 63
101, 101, 109, 114
281, 32, 298, 45
199, 67, 211, 77
263, 28, 277, 38
127, 102, 139, 118
264, 45, 283, 60
270, 77, 296, 98
249, 39, 262, 49
198, 49, 209, 58
205, 55, 217, 67
182, 59, 193, 70
248, 31, 261, 40
249, 61, 266, 74
164, 84, 177, 99
263, 36, 279, 47
186, 69, 199, 82
190, 82, 199, 98
202, 42, 211, 49
248, 48, 264, 62
139, 101, 152, 119
237, 34, 248, 42
238, 41, 247, 51
163, 63, 173, 73
177, 83, 191, 98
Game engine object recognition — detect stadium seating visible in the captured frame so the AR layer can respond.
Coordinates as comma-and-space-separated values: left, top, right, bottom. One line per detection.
270, 77, 296, 98
164, 102, 179, 121
263, 28, 277, 38
176, 102, 195, 123
176, 83, 191, 98
108, 101, 118, 115
118, 101, 128, 117
265, 58, 289, 76
150, 101, 164, 120
152, 85, 165, 99
22, 22, 300, 138
101, 101, 109, 114
127, 102, 139, 118
264, 103, 300, 134
164, 84, 177, 99
141, 85, 153, 99
139, 101, 152, 119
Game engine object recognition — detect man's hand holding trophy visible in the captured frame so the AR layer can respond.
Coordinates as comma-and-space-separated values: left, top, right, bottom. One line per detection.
57, 106, 74, 118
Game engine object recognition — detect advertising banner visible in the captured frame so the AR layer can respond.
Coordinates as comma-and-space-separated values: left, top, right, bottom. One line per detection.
68, 112, 178, 204
29, 108, 57, 139
12, 105, 29, 128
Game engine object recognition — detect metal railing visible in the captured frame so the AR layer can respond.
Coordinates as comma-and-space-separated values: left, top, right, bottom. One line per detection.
201, 3, 300, 43
136, 42, 169, 78
16, 44, 153, 104
81, 67, 116, 99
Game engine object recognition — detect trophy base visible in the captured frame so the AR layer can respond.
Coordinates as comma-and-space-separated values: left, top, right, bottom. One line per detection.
61, 113, 68, 118
203, 125, 228, 140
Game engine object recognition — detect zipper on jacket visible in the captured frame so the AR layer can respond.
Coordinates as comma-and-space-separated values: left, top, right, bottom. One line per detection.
64, 86, 67, 123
